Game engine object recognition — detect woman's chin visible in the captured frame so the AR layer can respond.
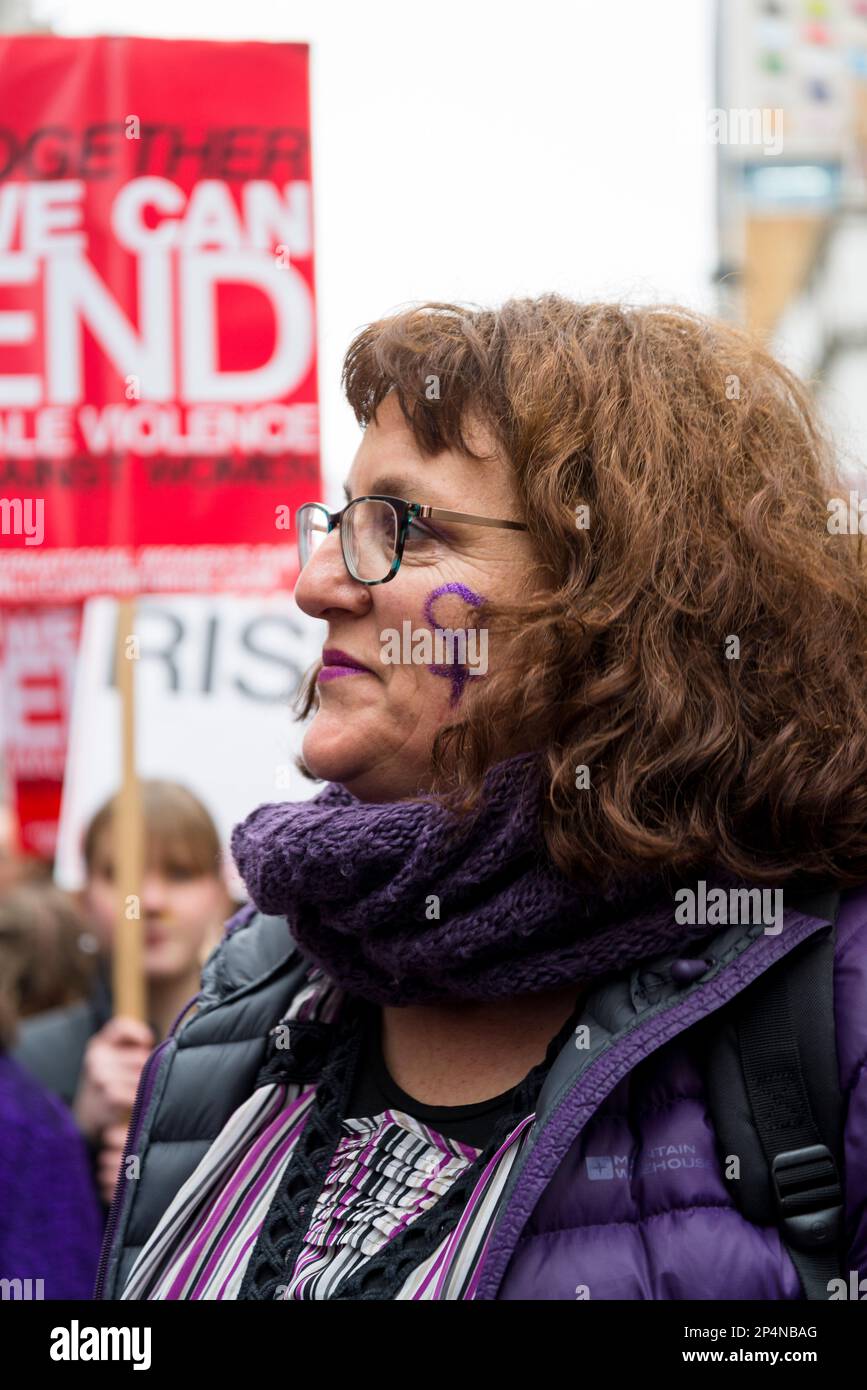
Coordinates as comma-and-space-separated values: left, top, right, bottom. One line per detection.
301, 726, 412, 801
301, 722, 369, 787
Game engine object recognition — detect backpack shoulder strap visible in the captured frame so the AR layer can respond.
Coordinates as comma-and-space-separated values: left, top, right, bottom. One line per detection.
704, 886, 845, 1300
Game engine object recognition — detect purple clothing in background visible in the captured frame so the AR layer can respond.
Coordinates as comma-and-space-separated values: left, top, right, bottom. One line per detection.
0, 1052, 103, 1299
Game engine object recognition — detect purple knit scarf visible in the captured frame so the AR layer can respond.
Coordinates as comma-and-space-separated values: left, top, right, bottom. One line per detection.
230, 752, 720, 1005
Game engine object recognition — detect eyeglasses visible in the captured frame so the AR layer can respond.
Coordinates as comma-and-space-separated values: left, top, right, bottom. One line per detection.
296, 494, 529, 585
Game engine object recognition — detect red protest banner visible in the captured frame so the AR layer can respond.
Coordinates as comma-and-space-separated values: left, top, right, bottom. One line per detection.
0, 35, 319, 601
0, 603, 82, 855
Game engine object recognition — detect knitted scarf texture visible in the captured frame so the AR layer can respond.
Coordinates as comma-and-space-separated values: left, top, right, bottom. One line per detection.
229, 751, 737, 1006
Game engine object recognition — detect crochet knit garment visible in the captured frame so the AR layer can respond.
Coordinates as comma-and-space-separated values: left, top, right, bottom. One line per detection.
230, 751, 725, 1006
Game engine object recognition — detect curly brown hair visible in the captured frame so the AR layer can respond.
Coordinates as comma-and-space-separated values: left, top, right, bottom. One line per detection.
297, 293, 867, 890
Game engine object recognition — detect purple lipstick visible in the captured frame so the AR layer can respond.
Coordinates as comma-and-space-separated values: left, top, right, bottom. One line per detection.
317, 647, 373, 682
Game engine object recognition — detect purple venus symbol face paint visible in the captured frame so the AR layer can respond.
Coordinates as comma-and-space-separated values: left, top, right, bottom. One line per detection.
422, 582, 487, 704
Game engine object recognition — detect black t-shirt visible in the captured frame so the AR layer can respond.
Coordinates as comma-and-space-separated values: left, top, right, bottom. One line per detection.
343, 1004, 523, 1149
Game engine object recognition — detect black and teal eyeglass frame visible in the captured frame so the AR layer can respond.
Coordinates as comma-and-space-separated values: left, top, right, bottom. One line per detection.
296, 494, 529, 585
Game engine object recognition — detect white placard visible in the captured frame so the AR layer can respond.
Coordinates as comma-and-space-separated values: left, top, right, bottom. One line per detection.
54, 592, 323, 897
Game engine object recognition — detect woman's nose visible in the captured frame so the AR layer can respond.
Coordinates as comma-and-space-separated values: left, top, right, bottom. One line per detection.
293, 526, 372, 620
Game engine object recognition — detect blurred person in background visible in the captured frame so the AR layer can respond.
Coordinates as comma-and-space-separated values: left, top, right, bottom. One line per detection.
0, 888, 103, 1298
0, 799, 26, 897
12, 779, 234, 1209
0, 794, 57, 898
0, 880, 100, 1019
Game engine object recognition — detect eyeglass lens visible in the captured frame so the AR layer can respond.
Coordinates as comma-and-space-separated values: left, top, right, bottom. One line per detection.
344, 498, 398, 581
298, 499, 399, 582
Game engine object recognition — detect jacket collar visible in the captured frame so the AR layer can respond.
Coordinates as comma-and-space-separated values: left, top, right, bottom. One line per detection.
532, 888, 840, 1145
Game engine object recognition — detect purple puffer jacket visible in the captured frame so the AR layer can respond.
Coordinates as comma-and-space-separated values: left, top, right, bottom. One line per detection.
95, 887, 867, 1300
475, 887, 867, 1299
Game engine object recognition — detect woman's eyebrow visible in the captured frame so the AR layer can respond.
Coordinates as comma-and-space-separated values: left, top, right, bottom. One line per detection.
342, 474, 434, 504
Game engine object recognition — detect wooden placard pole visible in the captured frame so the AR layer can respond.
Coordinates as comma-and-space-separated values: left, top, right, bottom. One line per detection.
113, 596, 145, 1023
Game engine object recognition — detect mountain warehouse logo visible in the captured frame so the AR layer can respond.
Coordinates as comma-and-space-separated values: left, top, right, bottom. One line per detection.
49, 1320, 151, 1371
586, 1145, 714, 1179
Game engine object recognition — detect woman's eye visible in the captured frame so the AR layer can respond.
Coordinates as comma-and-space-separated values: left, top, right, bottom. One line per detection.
405, 520, 441, 545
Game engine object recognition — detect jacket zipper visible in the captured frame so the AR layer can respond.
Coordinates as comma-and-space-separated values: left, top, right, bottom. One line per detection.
92, 990, 199, 1301
93, 916, 302, 1300
474, 910, 833, 1299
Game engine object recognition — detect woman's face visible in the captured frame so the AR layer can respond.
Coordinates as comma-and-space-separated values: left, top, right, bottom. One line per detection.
86, 832, 230, 980
294, 392, 541, 800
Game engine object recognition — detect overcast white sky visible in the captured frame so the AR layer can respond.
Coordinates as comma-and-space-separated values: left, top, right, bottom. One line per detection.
32, 0, 717, 498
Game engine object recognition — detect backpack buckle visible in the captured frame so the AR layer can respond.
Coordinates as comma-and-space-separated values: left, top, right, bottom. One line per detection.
770, 1144, 844, 1251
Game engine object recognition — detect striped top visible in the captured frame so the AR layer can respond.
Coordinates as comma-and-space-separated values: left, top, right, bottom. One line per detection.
120, 963, 543, 1301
